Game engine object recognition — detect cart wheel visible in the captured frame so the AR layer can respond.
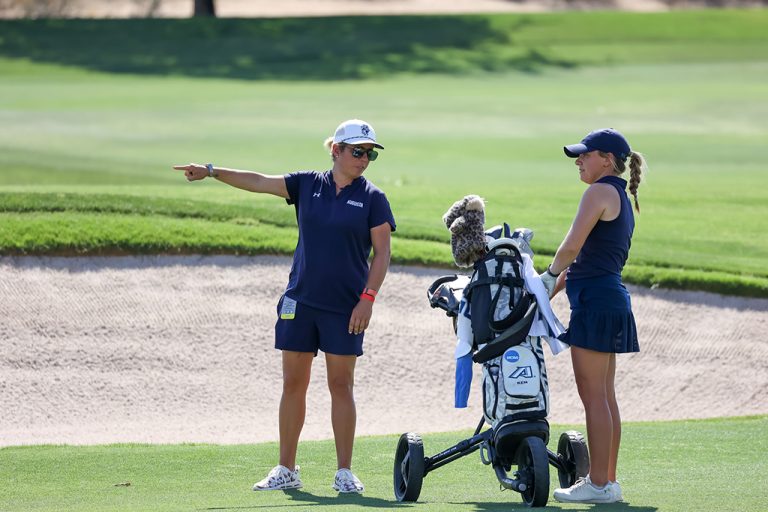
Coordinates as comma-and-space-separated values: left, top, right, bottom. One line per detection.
393, 432, 425, 502
516, 436, 549, 507
557, 430, 590, 488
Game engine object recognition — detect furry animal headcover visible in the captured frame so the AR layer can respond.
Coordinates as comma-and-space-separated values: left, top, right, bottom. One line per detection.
442, 195, 487, 267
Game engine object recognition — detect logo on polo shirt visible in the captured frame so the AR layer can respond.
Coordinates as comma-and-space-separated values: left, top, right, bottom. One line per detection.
313, 192, 321, 197
346, 200, 364, 208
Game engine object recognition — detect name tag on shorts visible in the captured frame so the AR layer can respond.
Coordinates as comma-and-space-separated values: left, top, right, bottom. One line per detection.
280, 297, 297, 320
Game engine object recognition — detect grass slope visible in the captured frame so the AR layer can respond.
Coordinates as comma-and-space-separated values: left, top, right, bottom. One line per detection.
1, 10, 767, 296
1, 416, 766, 511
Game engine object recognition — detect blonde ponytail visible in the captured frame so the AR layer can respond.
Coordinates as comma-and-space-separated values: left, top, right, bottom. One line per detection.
628, 151, 645, 213
604, 149, 646, 213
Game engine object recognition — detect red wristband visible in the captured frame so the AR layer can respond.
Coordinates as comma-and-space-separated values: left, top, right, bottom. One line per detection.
360, 293, 375, 303
363, 287, 378, 297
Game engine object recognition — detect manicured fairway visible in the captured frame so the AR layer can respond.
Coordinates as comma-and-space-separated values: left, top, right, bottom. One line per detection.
1, 416, 766, 512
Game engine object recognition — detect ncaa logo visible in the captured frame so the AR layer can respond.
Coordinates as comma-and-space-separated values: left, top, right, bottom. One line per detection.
504, 350, 520, 363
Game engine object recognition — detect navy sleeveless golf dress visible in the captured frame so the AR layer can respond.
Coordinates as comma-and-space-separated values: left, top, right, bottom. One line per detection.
559, 175, 639, 353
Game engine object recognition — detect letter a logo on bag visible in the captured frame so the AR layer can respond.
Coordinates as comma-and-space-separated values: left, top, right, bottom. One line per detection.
509, 366, 533, 379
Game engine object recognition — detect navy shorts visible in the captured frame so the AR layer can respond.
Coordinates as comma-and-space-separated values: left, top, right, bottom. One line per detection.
274, 295, 364, 356
559, 275, 639, 354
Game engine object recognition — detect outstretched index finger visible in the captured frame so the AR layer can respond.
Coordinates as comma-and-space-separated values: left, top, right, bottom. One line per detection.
172, 165, 189, 171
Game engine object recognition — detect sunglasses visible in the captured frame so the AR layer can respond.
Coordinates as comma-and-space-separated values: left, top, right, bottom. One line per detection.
348, 146, 378, 161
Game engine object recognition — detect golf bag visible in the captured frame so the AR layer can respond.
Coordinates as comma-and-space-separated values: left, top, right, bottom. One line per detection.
463, 224, 548, 428
481, 337, 549, 427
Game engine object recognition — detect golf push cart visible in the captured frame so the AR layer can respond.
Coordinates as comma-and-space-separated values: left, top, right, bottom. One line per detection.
392, 232, 590, 507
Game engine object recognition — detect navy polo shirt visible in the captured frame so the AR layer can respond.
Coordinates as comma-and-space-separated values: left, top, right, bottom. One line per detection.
283, 170, 396, 314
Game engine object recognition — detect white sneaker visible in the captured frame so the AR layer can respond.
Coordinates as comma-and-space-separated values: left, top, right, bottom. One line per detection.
333, 468, 364, 493
553, 475, 615, 503
610, 480, 624, 502
252, 465, 302, 491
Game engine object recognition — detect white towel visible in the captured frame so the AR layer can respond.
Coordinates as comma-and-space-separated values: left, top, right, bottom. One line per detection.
520, 253, 569, 355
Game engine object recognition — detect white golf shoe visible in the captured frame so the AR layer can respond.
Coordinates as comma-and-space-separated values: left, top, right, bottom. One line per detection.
252, 465, 302, 491
553, 475, 615, 503
332, 468, 364, 493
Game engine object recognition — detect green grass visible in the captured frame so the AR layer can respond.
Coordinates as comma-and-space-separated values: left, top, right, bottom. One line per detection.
1, 10, 766, 79
1, 416, 766, 511
1, 10, 767, 296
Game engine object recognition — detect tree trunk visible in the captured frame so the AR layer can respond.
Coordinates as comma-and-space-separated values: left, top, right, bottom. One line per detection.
193, 0, 216, 17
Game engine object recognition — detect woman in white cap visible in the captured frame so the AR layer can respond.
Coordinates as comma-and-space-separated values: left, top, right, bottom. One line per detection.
538, 128, 646, 504
173, 119, 395, 494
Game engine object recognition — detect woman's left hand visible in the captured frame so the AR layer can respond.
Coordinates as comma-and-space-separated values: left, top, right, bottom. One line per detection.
348, 300, 373, 335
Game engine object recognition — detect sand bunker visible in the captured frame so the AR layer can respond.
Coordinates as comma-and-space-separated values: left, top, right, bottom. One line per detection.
1, 255, 766, 446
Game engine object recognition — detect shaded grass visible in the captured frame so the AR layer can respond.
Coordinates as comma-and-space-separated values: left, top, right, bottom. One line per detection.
0, 10, 766, 80
0, 416, 766, 511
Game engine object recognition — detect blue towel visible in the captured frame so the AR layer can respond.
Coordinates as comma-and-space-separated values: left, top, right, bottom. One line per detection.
455, 353, 473, 408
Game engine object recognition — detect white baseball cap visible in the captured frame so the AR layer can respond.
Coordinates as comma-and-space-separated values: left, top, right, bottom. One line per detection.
332, 119, 384, 149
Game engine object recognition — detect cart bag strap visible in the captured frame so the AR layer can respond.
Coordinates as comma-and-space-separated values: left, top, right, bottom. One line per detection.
472, 298, 538, 364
